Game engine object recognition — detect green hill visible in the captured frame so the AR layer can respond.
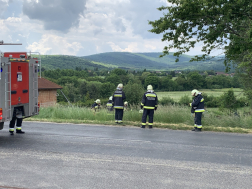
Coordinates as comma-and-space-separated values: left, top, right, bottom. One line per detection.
82, 52, 227, 71
36, 55, 108, 70
37, 52, 228, 71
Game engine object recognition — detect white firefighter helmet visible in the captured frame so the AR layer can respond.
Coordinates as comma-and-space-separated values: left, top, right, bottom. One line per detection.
117, 83, 123, 88
139, 109, 143, 113
191, 89, 199, 96
124, 101, 128, 106
95, 99, 101, 104
109, 96, 112, 100
147, 85, 153, 90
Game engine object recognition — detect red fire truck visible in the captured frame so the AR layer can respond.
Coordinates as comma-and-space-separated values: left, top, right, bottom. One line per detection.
0, 41, 40, 130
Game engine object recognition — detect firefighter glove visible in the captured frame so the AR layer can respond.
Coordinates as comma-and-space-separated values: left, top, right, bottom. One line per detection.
140, 105, 143, 109
155, 107, 157, 111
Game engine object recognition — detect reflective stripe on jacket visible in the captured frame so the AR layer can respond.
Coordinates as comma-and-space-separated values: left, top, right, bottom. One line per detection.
91, 103, 100, 111
141, 90, 158, 109
106, 100, 113, 107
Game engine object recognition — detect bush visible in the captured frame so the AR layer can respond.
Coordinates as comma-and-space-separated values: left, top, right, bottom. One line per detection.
124, 82, 145, 105
219, 89, 239, 114
159, 97, 175, 105
203, 94, 219, 108
178, 95, 191, 106
237, 97, 249, 108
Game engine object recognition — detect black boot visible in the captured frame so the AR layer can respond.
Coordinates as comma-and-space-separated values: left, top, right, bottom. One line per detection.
195, 128, 202, 132
191, 127, 197, 131
9, 131, 14, 135
141, 125, 145, 128
16, 130, 25, 134
149, 125, 153, 129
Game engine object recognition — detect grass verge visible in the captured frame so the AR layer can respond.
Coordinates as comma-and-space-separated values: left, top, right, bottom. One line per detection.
25, 105, 252, 134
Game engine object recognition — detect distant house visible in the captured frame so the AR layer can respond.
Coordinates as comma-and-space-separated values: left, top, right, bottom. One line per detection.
38, 78, 63, 107
215, 72, 234, 76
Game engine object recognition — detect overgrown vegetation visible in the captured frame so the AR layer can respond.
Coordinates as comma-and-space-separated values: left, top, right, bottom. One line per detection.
41, 68, 241, 107
28, 104, 252, 133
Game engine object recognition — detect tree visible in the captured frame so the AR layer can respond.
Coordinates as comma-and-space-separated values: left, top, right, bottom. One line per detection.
79, 80, 88, 96
105, 74, 121, 86
219, 89, 239, 114
86, 81, 102, 99
145, 76, 159, 89
124, 82, 145, 105
100, 82, 115, 98
175, 76, 188, 91
111, 68, 127, 76
160, 76, 176, 91
186, 72, 204, 89
149, 0, 252, 62
149, 0, 252, 98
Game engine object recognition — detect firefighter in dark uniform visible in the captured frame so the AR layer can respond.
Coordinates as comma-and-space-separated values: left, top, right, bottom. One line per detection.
112, 83, 126, 124
9, 107, 25, 135
190, 89, 205, 132
106, 96, 113, 111
91, 99, 101, 112
140, 85, 158, 129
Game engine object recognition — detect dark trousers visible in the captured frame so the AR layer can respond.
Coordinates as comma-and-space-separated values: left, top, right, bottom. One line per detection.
142, 109, 154, 125
9, 116, 22, 129
195, 112, 202, 128
115, 109, 124, 122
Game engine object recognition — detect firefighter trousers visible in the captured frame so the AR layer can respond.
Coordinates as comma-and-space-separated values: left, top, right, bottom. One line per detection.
9, 116, 23, 129
115, 109, 124, 123
194, 112, 203, 128
142, 109, 154, 126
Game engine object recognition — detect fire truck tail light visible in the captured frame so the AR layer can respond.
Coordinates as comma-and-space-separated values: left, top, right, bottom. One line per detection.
0, 108, 2, 120
35, 61, 39, 63
18, 66, 21, 71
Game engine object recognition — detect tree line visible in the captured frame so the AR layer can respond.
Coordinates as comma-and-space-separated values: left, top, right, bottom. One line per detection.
42, 68, 242, 107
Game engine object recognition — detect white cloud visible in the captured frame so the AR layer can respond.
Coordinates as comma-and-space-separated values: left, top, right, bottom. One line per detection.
26, 34, 83, 55
0, 0, 222, 57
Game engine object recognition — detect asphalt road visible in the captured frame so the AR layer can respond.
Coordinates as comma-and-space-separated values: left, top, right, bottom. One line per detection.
0, 121, 252, 189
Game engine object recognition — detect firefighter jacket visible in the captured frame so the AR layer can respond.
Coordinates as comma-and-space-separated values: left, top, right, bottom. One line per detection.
141, 90, 158, 110
106, 100, 113, 108
191, 93, 205, 113
112, 88, 126, 109
91, 103, 100, 111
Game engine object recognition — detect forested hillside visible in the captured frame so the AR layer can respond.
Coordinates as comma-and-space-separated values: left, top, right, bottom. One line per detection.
82, 52, 228, 71
37, 52, 228, 71
37, 55, 109, 70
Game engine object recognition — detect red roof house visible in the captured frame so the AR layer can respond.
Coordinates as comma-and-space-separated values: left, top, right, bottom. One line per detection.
38, 77, 62, 107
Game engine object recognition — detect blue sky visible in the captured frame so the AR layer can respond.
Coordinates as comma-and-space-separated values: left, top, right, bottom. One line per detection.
0, 0, 223, 56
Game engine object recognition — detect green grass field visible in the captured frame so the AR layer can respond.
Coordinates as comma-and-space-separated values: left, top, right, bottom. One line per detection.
25, 88, 251, 133
27, 103, 252, 133
156, 88, 244, 102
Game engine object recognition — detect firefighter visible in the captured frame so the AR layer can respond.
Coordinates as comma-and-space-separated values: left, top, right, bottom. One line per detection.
91, 99, 101, 112
124, 101, 128, 111
140, 85, 158, 129
9, 107, 25, 135
112, 83, 126, 124
106, 96, 113, 111
190, 89, 205, 132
